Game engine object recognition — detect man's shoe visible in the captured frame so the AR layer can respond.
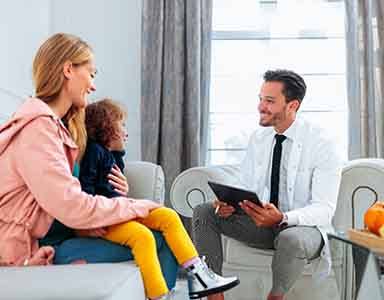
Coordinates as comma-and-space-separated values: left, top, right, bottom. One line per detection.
187, 257, 240, 299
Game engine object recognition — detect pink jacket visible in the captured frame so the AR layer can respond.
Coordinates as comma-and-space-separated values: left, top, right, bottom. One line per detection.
0, 98, 161, 266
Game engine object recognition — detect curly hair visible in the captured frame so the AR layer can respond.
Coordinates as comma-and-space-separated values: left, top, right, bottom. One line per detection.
85, 98, 127, 147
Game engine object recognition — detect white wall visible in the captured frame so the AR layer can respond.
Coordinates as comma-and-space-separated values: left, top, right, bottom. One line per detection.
0, 1, 50, 117
0, 0, 142, 160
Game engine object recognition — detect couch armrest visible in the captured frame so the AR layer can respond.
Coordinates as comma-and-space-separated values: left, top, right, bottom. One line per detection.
0, 262, 145, 300
125, 161, 165, 204
170, 165, 241, 218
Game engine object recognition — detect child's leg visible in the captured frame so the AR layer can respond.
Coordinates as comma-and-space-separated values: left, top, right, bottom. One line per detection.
105, 221, 168, 299
138, 207, 198, 265
140, 208, 240, 299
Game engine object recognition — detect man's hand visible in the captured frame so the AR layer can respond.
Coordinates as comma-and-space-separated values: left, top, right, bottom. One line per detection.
239, 200, 283, 227
212, 199, 235, 218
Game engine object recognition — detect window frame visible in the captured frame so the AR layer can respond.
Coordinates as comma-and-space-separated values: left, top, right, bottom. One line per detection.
207, 0, 347, 165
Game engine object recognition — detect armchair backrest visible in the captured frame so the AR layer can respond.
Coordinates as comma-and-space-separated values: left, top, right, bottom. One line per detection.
333, 159, 384, 231
171, 159, 384, 227
170, 164, 241, 218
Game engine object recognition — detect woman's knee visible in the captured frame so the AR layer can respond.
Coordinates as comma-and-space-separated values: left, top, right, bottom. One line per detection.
54, 237, 134, 264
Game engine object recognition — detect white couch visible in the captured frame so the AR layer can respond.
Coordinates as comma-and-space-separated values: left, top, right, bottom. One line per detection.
170, 159, 384, 300
0, 161, 165, 300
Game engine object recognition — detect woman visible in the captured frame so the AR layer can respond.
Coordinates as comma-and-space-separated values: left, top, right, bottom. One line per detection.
0, 33, 167, 269
0, 33, 239, 299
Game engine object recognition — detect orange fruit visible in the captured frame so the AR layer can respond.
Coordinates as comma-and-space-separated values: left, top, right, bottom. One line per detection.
364, 202, 384, 235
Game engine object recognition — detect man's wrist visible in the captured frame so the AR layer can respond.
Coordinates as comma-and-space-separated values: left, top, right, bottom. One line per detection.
284, 211, 300, 226
277, 213, 288, 228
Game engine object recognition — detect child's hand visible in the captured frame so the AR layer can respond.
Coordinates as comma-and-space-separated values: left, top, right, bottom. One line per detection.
27, 246, 55, 266
108, 165, 129, 196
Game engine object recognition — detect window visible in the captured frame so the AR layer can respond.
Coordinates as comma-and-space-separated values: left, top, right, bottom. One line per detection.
207, 0, 347, 165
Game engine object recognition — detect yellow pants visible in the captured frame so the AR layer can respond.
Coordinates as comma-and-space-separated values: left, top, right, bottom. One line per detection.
105, 207, 198, 299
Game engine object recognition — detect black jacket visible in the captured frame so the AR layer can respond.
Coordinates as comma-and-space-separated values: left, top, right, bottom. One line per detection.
79, 140, 126, 198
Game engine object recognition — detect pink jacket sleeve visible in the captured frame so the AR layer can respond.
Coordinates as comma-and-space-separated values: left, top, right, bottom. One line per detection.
14, 117, 161, 229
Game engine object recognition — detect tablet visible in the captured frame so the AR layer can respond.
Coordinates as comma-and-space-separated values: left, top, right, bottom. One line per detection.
208, 181, 263, 211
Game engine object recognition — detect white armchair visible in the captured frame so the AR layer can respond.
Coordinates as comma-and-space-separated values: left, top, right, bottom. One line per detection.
0, 161, 165, 300
170, 159, 384, 300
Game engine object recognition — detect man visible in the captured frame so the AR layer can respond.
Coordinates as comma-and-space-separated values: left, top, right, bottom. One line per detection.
192, 69, 342, 300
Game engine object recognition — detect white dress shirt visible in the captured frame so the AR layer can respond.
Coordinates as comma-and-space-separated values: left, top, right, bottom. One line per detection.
239, 116, 343, 276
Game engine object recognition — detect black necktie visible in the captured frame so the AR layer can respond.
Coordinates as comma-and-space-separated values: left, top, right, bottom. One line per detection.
270, 134, 287, 207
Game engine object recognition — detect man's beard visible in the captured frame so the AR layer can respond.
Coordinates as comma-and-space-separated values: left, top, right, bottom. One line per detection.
258, 111, 285, 127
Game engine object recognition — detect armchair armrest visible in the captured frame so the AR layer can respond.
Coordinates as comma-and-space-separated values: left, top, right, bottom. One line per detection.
170, 165, 241, 218
124, 161, 165, 204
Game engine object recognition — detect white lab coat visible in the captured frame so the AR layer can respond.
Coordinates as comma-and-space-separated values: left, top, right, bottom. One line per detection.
240, 117, 343, 277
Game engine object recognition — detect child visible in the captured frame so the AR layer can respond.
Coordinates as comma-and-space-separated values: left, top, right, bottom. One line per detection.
79, 99, 239, 300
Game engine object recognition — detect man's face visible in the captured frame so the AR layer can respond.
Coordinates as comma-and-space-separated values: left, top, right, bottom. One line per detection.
258, 81, 295, 128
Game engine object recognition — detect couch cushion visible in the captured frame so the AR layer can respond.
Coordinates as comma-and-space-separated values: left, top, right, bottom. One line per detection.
0, 262, 144, 300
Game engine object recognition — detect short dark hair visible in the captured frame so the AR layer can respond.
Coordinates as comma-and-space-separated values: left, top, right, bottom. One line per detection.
263, 69, 306, 104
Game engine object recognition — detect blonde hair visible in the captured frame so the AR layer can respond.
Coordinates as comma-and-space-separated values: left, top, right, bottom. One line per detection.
65, 107, 87, 160
32, 33, 93, 160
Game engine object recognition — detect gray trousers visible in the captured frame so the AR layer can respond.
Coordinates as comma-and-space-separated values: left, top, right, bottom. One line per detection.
192, 203, 324, 294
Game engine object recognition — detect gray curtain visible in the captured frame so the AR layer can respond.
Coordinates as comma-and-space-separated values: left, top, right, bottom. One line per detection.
346, 0, 384, 159
141, 0, 212, 201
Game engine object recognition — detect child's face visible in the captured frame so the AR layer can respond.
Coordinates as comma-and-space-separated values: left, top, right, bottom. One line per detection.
108, 119, 128, 151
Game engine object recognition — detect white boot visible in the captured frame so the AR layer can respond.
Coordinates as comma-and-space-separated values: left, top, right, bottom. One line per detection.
186, 257, 239, 299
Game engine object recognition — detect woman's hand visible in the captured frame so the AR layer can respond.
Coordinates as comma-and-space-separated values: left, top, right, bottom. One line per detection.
75, 228, 108, 238
108, 165, 129, 196
27, 246, 55, 266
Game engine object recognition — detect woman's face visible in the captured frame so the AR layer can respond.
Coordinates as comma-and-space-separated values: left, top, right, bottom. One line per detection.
66, 61, 97, 109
